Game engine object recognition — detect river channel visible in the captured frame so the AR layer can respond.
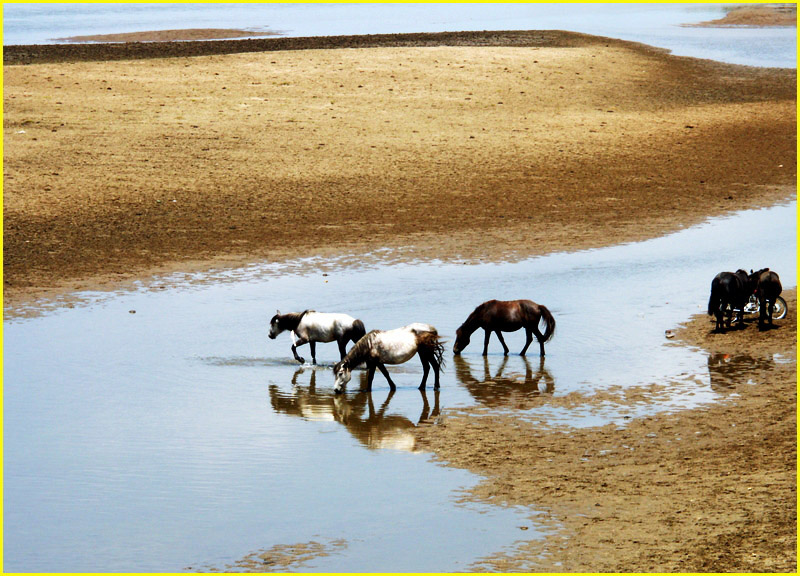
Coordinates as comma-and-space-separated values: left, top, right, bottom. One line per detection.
3, 201, 796, 572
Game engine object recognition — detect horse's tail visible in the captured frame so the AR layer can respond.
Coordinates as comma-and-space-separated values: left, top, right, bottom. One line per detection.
538, 304, 556, 343
350, 319, 367, 342
708, 278, 720, 316
418, 331, 446, 371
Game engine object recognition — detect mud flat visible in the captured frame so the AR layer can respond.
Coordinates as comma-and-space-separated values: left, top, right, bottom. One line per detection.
3, 30, 796, 310
415, 289, 797, 572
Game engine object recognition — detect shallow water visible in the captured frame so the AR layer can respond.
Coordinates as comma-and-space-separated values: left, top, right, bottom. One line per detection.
3, 3, 796, 68
4, 201, 796, 572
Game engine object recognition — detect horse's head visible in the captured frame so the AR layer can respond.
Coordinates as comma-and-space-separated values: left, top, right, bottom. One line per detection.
268, 311, 282, 339
453, 327, 470, 355
333, 360, 352, 394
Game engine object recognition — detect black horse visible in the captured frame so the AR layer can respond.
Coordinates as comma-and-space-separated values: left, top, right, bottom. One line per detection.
749, 268, 782, 328
707, 269, 753, 332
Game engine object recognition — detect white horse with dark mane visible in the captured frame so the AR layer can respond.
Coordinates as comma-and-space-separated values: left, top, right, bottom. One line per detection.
333, 323, 445, 394
269, 310, 366, 364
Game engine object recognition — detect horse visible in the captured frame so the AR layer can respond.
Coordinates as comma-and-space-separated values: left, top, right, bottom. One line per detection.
707, 270, 753, 332
333, 323, 445, 394
749, 268, 782, 328
268, 310, 366, 364
453, 299, 556, 357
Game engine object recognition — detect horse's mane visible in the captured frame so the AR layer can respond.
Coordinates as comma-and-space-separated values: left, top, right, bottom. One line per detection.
459, 302, 491, 332
278, 309, 313, 329
342, 330, 379, 367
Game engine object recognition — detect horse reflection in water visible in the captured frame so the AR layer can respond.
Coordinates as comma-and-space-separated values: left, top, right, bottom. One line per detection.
707, 352, 776, 392
268, 368, 440, 451
453, 355, 554, 408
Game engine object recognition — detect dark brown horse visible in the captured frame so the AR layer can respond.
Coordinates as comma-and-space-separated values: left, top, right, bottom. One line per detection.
453, 299, 556, 357
749, 268, 783, 328
707, 270, 754, 332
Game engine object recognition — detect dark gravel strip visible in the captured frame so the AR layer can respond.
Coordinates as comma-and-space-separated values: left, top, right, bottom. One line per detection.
4, 30, 606, 65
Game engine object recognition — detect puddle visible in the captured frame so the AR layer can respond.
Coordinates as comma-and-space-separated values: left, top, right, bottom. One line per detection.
706, 352, 777, 390
3, 202, 796, 572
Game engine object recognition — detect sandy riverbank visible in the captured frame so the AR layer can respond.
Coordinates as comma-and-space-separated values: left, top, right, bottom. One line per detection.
3, 30, 797, 571
3, 31, 796, 312
414, 289, 797, 572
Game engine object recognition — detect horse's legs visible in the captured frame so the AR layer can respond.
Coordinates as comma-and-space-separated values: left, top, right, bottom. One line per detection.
762, 297, 775, 327
365, 362, 377, 392
309, 341, 317, 365
290, 333, 308, 363
419, 354, 430, 390
431, 358, 440, 390
376, 362, 397, 391
531, 325, 547, 356
520, 328, 533, 356
482, 329, 492, 356
337, 338, 348, 360
495, 331, 509, 356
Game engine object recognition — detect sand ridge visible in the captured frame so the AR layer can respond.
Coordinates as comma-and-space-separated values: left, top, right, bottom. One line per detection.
52, 28, 281, 44
690, 4, 797, 28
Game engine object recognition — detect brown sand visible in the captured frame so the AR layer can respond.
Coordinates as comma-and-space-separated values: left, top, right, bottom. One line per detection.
3, 31, 797, 571
53, 28, 281, 44
415, 290, 797, 572
3, 31, 796, 311
690, 4, 797, 28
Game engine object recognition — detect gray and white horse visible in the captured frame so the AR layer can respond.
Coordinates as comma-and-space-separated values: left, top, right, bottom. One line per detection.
333, 323, 445, 394
269, 310, 366, 364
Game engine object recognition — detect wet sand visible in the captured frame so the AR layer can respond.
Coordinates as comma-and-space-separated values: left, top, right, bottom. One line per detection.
415, 289, 797, 572
3, 30, 797, 571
